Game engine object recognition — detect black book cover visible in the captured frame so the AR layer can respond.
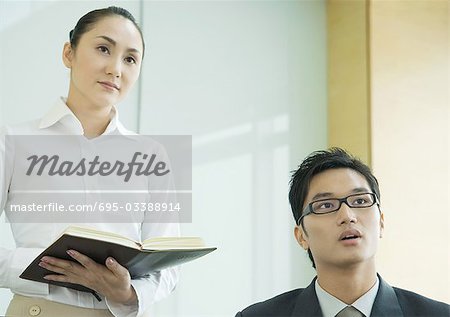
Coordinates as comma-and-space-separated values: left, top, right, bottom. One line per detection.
20, 234, 216, 293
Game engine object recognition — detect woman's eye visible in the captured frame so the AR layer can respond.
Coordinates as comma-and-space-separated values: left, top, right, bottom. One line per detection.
354, 198, 367, 205
97, 46, 110, 54
125, 56, 136, 64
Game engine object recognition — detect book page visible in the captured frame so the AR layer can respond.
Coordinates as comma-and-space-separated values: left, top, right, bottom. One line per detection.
63, 226, 141, 250
141, 237, 207, 250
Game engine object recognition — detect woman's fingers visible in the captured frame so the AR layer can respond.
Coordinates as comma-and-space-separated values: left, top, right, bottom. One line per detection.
66, 249, 97, 270
40, 256, 79, 274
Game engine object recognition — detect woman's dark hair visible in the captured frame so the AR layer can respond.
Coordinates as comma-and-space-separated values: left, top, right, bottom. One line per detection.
69, 6, 145, 55
288, 147, 381, 268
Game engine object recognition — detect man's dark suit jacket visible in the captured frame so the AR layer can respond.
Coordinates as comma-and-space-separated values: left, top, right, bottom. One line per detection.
235, 275, 449, 317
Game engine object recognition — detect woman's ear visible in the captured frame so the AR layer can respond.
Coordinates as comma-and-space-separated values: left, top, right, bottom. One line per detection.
62, 42, 74, 68
294, 225, 309, 250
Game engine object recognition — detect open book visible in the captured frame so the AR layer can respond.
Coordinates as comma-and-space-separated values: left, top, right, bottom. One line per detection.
20, 226, 216, 296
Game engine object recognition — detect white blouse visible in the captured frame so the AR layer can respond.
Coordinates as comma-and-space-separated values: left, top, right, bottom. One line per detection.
0, 97, 180, 317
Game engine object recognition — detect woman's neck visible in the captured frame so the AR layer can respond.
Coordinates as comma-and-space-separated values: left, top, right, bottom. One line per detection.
65, 96, 114, 138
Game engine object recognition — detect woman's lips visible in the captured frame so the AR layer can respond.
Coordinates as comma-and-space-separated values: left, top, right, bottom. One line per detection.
98, 81, 119, 91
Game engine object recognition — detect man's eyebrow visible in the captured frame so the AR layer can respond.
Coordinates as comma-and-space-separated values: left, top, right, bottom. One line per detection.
311, 192, 333, 201
95, 35, 141, 55
310, 187, 371, 201
351, 187, 371, 194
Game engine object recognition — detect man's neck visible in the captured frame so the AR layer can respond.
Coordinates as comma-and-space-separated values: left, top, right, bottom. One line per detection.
315, 261, 377, 304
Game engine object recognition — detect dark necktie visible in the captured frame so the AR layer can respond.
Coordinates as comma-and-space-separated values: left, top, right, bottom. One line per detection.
335, 305, 365, 317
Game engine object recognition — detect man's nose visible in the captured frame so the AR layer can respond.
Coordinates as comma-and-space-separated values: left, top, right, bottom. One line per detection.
336, 200, 357, 225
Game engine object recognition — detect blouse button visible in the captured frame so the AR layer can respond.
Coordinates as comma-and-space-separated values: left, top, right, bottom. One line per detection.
28, 305, 41, 316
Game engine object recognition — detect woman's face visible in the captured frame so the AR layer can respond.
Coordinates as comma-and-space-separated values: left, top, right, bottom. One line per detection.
63, 15, 143, 109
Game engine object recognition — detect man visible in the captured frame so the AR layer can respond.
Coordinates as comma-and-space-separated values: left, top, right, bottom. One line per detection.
236, 148, 449, 317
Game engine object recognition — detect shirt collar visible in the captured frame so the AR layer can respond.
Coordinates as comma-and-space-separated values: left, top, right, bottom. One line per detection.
38, 97, 127, 135
352, 277, 379, 317
315, 276, 379, 317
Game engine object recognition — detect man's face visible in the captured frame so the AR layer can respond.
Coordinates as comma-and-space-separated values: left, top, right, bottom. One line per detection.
295, 168, 384, 270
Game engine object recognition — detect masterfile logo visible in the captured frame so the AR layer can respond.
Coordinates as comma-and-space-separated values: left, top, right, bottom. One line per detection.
26, 152, 170, 182
4, 135, 192, 223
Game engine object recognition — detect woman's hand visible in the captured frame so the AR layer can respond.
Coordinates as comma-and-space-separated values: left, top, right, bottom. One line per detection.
39, 249, 137, 305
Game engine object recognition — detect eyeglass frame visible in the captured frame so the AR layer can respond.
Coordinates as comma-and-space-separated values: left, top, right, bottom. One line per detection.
296, 192, 380, 226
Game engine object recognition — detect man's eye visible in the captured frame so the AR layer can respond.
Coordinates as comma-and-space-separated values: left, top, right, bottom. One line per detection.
318, 202, 334, 209
351, 196, 373, 206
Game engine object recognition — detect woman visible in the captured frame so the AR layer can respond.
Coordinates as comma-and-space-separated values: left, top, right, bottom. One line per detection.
0, 6, 179, 317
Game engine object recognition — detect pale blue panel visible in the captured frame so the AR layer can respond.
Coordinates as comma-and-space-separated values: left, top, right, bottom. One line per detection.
139, 1, 327, 316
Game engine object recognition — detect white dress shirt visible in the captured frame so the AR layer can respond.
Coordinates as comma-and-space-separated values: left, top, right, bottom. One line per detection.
0, 97, 180, 317
315, 277, 379, 317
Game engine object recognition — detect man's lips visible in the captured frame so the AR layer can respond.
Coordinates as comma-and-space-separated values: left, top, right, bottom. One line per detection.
98, 81, 120, 91
339, 229, 362, 241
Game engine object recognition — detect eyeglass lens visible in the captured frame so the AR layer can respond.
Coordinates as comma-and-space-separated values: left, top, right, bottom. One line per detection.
310, 193, 375, 214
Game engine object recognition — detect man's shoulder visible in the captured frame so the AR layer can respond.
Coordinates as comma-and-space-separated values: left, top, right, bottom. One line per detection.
236, 288, 303, 317
392, 286, 449, 316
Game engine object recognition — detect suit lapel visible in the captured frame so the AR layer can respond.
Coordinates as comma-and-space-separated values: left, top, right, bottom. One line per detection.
370, 274, 404, 317
291, 275, 404, 317
291, 277, 323, 317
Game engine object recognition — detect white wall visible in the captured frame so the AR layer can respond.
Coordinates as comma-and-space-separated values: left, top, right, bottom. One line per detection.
0, 1, 326, 315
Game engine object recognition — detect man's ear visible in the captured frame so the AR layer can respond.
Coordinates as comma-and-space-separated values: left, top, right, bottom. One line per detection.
294, 225, 309, 250
379, 211, 385, 238
62, 42, 74, 68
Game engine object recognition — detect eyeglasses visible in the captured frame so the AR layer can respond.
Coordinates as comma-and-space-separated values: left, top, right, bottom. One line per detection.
297, 192, 379, 226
